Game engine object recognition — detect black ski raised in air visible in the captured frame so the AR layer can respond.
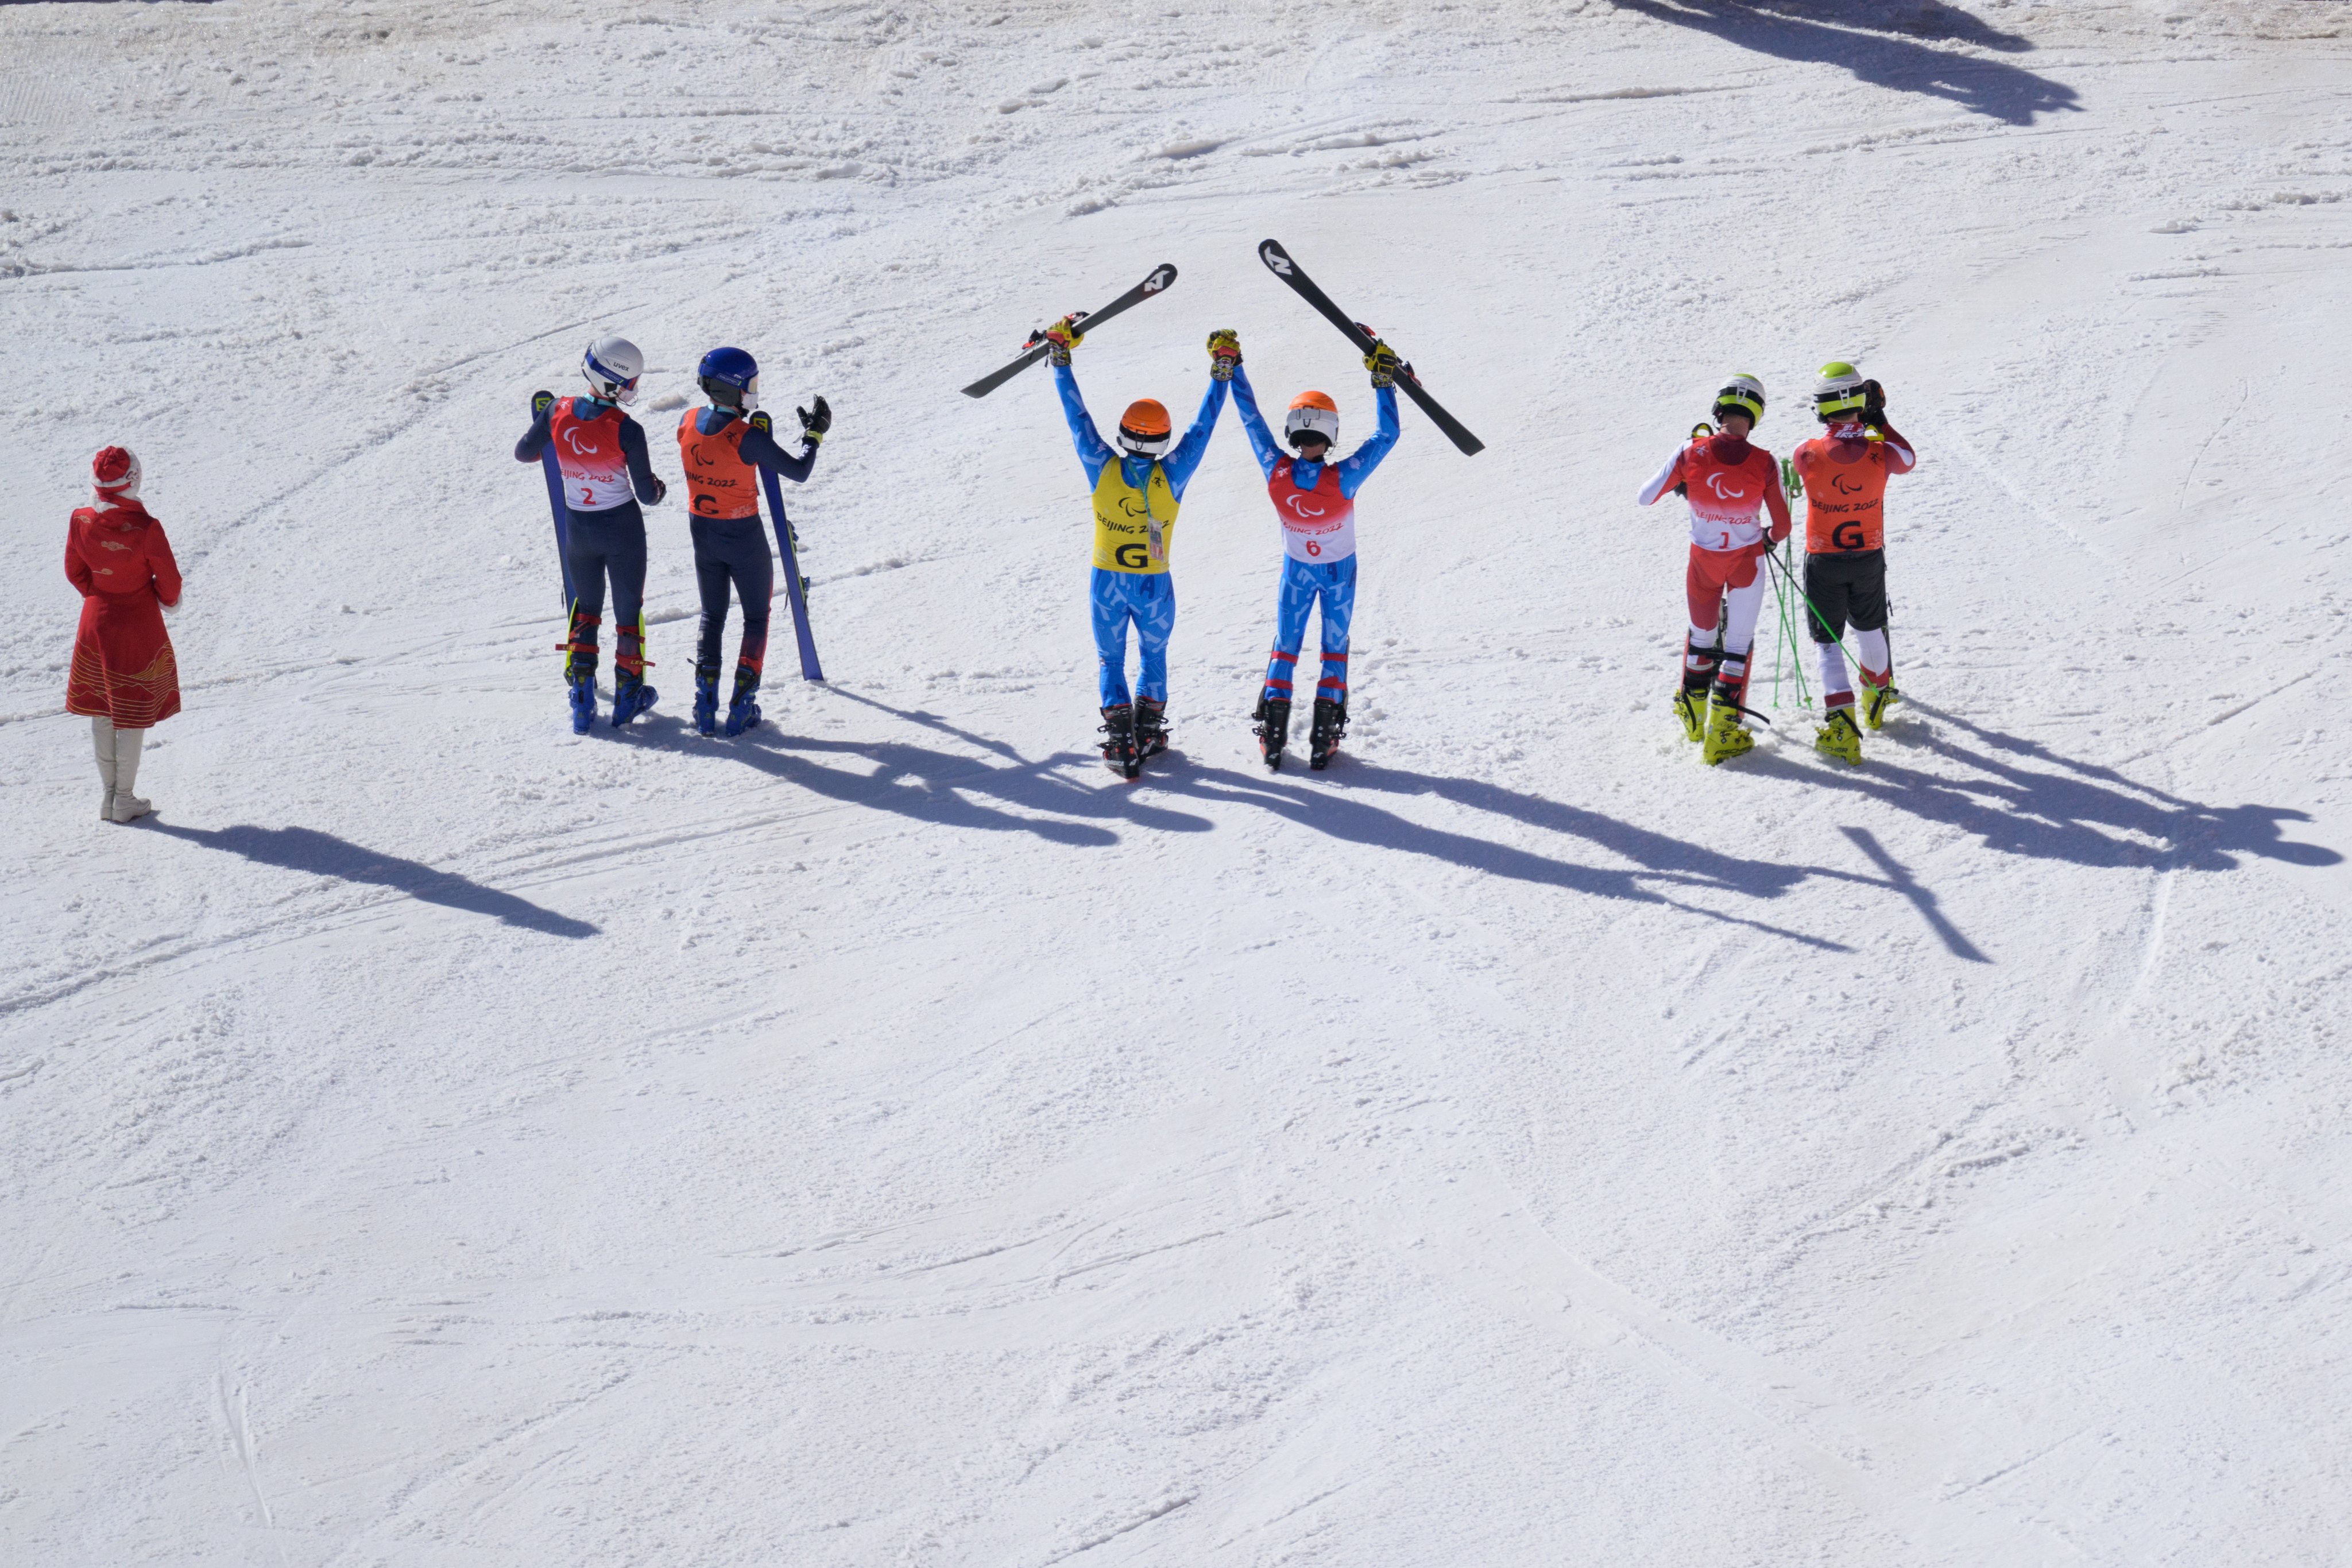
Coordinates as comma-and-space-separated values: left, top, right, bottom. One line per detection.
961, 263, 1178, 398
1256, 239, 1484, 456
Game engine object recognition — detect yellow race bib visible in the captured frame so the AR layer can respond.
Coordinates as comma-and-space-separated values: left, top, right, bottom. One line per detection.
1090, 459, 1178, 574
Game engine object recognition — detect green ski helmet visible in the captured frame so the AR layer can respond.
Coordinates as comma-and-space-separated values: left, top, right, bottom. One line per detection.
1813, 361, 1870, 420
1712, 374, 1766, 426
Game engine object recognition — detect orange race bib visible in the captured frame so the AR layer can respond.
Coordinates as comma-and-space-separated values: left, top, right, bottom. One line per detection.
677, 411, 762, 520
1795, 435, 1895, 552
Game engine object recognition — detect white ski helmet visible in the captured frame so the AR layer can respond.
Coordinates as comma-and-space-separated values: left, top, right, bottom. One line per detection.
1285, 390, 1340, 451
1712, 374, 1766, 425
1813, 361, 1869, 420
583, 336, 644, 404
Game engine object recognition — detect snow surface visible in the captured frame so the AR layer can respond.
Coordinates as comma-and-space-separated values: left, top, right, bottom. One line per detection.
3, 1, 2350, 1562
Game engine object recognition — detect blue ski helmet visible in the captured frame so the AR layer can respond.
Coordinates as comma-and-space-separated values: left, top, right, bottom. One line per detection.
698, 346, 759, 409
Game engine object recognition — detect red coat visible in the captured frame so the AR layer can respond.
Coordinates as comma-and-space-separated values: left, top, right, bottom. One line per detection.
65, 500, 181, 729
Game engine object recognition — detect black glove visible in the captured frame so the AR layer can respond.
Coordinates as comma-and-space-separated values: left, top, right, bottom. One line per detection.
798, 395, 831, 443
1862, 379, 1886, 421
649, 476, 668, 505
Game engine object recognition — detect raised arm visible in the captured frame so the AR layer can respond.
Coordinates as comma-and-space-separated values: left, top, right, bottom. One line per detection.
1228, 364, 1283, 479
1876, 423, 1916, 475
1053, 362, 1114, 487
740, 417, 817, 483
1160, 375, 1231, 497
1334, 382, 1400, 500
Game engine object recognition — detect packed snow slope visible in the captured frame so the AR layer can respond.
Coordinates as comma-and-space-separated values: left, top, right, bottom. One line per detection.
4, 1, 2350, 1562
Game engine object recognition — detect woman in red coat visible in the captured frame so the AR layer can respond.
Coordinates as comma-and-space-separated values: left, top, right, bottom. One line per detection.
64, 446, 182, 823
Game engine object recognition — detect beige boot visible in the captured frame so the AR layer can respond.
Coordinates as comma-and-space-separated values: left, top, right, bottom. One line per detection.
107, 726, 153, 823
92, 716, 118, 820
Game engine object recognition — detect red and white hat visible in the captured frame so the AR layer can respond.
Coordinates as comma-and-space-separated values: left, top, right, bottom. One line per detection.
92, 446, 141, 501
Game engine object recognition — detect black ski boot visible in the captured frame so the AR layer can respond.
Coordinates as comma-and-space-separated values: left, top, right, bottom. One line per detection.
1253, 696, 1290, 771
1099, 703, 1140, 780
1309, 698, 1347, 771
1135, 698, 1170, 760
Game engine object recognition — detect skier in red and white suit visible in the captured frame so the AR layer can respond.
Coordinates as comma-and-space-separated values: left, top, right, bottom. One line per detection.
1636, 375, 1790, 764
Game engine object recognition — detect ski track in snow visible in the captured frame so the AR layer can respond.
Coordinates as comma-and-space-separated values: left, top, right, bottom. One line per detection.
3, 1, 2350, 1564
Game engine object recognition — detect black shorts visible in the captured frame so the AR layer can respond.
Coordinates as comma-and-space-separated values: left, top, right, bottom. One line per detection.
1803, 549, 1888, 643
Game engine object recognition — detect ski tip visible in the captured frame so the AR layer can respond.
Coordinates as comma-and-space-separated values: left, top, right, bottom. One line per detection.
1146, 262, 1178, 292
1257, 239, 1292, 274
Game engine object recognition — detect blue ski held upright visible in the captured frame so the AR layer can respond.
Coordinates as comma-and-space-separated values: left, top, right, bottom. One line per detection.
530, 389, 574, 607
749, 409, 825, 682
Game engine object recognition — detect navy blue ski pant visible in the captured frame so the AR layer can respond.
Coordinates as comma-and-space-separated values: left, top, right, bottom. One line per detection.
563, 503, 647, 663
691, 516, 773, 673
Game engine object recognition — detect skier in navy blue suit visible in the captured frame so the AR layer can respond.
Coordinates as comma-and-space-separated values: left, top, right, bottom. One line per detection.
515, 335, 669, 733
673, 346, 829, 737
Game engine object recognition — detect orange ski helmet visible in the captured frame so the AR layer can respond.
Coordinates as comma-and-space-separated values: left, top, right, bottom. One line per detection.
1118, 398, 1173, 457
1285, 390, 1340, 451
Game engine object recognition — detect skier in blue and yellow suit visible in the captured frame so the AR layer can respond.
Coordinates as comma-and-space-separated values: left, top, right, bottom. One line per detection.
1040, 312, 1230, 773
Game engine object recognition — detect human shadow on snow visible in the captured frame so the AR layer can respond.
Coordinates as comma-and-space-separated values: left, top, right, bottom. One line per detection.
1606, 0, 2078, 126
1838, 825, 1988, 963
613, 696, 1211, 847
661, 688, 2027, 958
1140, 758, 1866, 954
147, 823, 599, 939
1746, 701, 2341, 875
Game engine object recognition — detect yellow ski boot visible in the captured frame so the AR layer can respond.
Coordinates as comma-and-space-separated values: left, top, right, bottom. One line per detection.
1859, 681, 1901, 731
1701, 695, 1754, 765
1815, 706, 1863, 765
1672, 684, 1708, 744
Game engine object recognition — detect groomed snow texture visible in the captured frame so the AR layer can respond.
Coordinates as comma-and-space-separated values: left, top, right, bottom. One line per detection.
3, 1, 2350, 1563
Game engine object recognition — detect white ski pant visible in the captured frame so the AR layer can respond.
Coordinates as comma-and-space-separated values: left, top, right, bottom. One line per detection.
1684, 543, 1767, 663
1816, 628, 1892, 702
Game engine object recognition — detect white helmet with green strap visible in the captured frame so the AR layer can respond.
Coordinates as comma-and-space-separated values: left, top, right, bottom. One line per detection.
1813, 361, 1871, 420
